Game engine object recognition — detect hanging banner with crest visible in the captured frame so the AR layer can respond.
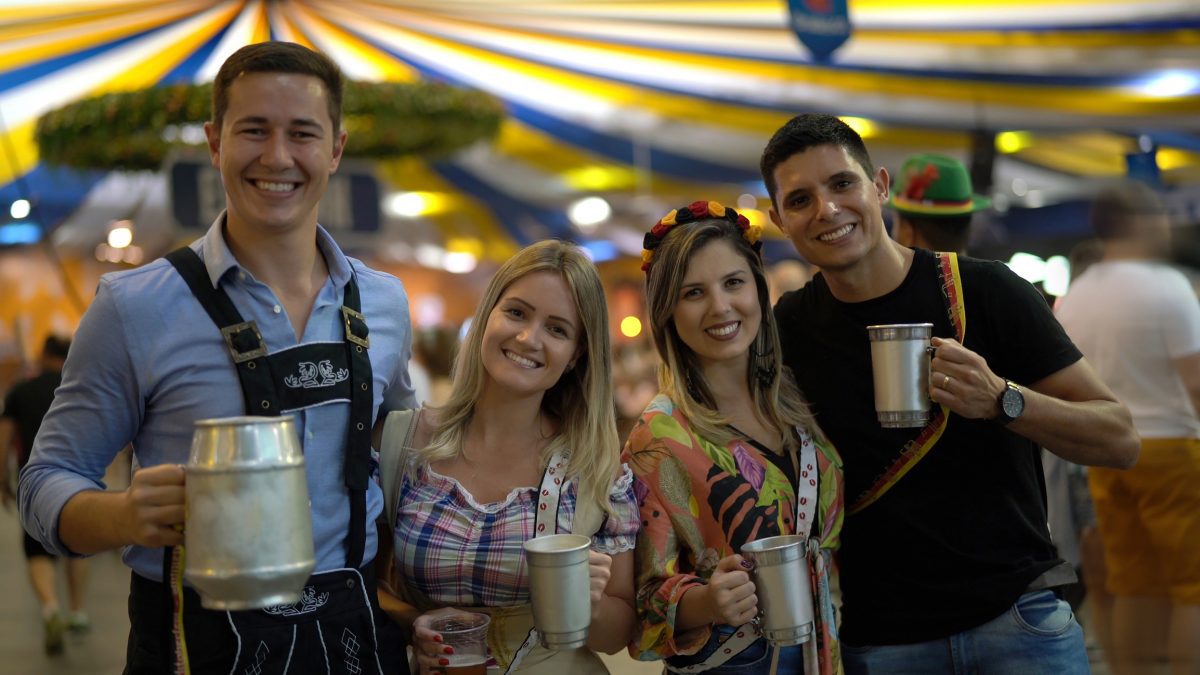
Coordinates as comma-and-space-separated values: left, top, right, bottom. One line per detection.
787, 0, 852, 63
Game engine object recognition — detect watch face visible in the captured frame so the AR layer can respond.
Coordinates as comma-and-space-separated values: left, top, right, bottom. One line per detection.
1001, 385, 1025, 418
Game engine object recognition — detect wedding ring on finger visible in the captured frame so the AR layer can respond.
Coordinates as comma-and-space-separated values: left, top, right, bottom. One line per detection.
941, 374, 952, 389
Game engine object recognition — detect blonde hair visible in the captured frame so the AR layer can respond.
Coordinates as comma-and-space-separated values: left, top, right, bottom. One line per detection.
644, 218, 820, 448
412, 240, 620, 515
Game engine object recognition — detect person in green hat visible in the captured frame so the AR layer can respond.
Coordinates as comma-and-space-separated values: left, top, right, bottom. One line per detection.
761, 113, 1139, 674
889, 152, 991, 255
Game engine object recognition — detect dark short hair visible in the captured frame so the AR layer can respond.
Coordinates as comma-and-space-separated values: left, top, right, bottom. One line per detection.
212, 42, 344, 133
898, 213, 973, 253
1091, 181, 1167, 240
760, 113, 875, 208
42, 335, 70, 360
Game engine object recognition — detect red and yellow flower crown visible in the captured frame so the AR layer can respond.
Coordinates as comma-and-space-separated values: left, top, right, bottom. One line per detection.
641, 200, 763, 272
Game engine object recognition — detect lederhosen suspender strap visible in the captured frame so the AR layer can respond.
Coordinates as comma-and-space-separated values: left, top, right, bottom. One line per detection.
341, 279, 373, 569
163, 247, 375, 672
166, 247, 373, 562
166, 246, 373, 565
848, 252, 966, 516
166, 247, 278, 415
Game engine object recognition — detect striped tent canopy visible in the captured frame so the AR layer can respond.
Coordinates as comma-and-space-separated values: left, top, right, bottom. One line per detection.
1, 0, 1198, 262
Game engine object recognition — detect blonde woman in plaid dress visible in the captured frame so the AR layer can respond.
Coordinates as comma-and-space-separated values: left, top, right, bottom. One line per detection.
376, 241, 639, 674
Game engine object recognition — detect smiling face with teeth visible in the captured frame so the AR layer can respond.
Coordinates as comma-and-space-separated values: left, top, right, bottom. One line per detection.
768, 143, 891, 277
670, 239, 762, 374
480, 269, 582, 400
205, 72, 346, 240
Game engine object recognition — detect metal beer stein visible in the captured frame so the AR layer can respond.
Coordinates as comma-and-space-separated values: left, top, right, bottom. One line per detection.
523, 533, 592, 649
185, 416, 316, 610
867, 323, 935, 428
741, 535, 814, 646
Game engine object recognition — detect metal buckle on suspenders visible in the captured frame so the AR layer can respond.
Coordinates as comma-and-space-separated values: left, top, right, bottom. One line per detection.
220, 321, 268, 363
341, 306, 370, 349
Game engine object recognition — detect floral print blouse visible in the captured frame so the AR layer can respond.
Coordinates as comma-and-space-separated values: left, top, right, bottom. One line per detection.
623, 394, 845, 673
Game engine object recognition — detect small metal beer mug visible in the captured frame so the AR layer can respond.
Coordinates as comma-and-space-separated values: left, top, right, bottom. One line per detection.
523, 534, 592, 649
741, 535, 814, 646
867, 323, 935, 428
184, 416, 315, 610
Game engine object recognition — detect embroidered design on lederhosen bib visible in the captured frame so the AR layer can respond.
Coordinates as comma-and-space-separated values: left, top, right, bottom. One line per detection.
162, 246, 382, 675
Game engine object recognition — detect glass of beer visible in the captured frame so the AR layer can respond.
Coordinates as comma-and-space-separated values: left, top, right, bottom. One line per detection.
429, 612, 490, 674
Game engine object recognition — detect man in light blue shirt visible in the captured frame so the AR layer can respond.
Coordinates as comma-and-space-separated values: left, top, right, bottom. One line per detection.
20, 42, 415, 674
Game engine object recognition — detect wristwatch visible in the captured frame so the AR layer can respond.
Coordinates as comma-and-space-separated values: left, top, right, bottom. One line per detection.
993, 379, 1025, 425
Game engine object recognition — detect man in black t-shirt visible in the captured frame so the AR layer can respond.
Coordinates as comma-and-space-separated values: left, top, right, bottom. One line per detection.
1, 335, 88, 655
760, 114, 1139, 674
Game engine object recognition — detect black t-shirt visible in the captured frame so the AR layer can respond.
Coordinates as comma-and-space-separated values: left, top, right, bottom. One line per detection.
2, 370, 62, 468
773, 248, 1082, 646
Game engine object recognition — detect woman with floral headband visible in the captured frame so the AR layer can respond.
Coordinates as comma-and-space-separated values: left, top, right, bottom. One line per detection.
624, 201, 844, 674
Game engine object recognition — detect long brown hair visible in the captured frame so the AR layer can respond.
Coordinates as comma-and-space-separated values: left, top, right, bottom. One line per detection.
644, 218, 820, 448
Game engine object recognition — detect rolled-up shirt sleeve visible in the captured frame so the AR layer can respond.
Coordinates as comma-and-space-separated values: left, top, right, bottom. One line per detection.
623, 415, 712, 660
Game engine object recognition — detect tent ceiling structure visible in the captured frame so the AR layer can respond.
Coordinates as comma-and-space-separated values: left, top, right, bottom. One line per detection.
1, 0, 1198, 264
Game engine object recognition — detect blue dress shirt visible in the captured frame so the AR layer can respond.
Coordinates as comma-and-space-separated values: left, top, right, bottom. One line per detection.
19, 215, 416, 580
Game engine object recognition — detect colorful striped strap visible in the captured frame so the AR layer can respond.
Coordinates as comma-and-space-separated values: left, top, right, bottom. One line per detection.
848, 252, 966, 516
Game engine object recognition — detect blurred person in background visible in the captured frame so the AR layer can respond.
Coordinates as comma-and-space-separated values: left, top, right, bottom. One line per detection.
888, 153, 991, 256
1056, 181, 1200, 675
766, 258, 815, 305
1044, 240, 1107, 648
612, 339, 658, 442
413, 325, 459, 407
624, 201, 844, 674
0, 334, 88, 655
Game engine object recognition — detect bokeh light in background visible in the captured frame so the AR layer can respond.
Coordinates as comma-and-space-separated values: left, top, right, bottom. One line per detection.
385, 191, 449, 218
1008, 252, 1072, 297
568, 196, 611, 231
620, 315, 642, 339
839, 116, 876, 139
107, 221, 133, 249
9, 199, 30, 219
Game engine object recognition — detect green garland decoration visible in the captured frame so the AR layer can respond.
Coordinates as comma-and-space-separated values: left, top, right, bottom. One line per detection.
35, 80, 505, 171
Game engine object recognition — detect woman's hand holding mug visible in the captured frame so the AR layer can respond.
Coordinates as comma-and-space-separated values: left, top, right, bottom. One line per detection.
587, 550, 613, 620
707, 554, 758, 626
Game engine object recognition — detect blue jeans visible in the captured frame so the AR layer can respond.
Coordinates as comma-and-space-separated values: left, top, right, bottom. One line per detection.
667, 624, 804, 674
843, 590, 1088, 674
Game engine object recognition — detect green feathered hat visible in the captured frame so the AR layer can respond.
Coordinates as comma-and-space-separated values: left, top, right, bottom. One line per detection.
889, 153, 991, 217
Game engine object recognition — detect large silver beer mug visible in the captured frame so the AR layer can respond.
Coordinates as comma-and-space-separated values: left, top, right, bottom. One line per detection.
185, 416, 315, 610
867, 323, 934, 428
741, 535, 814, 646
523, 534, 592, 649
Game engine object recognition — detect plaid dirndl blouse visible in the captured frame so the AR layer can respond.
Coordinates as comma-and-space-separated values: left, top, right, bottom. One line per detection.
393, 462, 639, 607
